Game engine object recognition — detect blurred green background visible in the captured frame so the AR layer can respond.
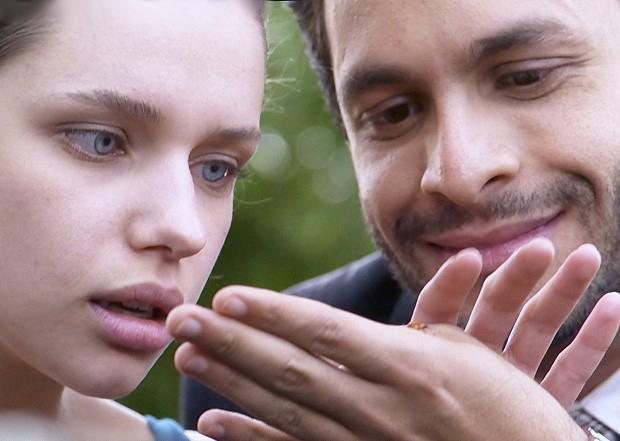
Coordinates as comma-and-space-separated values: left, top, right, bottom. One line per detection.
120, 3, 375, 419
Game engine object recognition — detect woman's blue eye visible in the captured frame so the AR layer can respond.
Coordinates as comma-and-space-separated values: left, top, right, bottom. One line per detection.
64, 129, 125, 157
93, 132, 117, 154
202, 161, 234, 182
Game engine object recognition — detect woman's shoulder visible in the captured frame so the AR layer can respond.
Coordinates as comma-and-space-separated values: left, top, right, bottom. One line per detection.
64, 392, 215, 441
61, 393, 153, 439
146, 416, 214, 441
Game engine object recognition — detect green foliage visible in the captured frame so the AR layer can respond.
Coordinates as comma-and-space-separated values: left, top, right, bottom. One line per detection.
120, 3, 375, 420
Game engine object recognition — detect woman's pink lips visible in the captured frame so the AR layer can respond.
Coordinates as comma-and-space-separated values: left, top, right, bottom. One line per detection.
424, 212, 562, 275
89, 283, 183, 352
89, 302, 172, 352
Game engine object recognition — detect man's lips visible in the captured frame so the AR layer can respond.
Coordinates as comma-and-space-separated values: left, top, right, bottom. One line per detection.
421, 212, 562, 274
89, 283, 184, 352
423, 212, 561, 250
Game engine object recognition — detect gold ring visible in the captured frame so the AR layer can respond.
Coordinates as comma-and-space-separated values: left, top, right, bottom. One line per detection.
407, 321, 428, 331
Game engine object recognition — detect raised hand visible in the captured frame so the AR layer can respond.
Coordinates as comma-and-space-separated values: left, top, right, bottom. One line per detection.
169, 287, 604, 441
168, 240, 620, 441
411, 239, 620, 407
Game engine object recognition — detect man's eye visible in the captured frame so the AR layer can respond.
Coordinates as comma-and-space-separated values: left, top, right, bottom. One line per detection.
510, 70, 543, 86
201, 160, 239, 184
63, 129, 126, 158
360, 98, 423, 141
497, 69, 551, 90
493, 64, 569, 101
382, 103, 416, 125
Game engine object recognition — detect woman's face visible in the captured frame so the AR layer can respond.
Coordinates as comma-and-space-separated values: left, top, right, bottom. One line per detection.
0, 0, 264, 398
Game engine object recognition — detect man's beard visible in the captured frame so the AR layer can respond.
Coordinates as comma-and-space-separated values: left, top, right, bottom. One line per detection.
365, 173, 620, 346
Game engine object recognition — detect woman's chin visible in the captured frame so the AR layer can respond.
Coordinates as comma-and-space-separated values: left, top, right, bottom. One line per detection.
62, 362, 153, 399
69, 377, 143, 399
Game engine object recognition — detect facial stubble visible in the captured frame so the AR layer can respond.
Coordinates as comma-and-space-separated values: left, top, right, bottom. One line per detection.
365, 173, 620, 347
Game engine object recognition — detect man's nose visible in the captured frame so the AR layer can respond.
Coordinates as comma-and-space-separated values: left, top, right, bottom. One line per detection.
126, 158, 208, 261
420, 98, 520, 206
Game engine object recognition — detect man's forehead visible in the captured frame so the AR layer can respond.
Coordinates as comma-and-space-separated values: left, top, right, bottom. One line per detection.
325, 0, 595, 41
322, 0, 605, 113
325, 1, 598, 75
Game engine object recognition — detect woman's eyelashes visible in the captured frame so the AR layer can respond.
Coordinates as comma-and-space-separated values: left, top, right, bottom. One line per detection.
62, 128, 127, 161
60, 126, 244, 190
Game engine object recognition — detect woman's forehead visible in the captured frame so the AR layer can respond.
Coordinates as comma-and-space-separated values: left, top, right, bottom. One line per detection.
1, 0, 266, 143
26, 0, 266, 94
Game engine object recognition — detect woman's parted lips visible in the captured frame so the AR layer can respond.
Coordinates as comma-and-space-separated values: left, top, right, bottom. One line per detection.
89, 283, 184, 318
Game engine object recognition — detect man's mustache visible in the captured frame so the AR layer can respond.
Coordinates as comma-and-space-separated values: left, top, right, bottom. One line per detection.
394, 174, 595, 244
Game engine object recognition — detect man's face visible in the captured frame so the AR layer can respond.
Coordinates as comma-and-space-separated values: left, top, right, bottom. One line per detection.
324, 0, 620, 328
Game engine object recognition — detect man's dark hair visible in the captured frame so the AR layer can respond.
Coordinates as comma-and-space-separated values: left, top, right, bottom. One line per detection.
0, 1, 49, 64
287, 1, 342, 126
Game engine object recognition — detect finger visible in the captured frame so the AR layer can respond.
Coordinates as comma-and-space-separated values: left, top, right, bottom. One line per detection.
465, 238, 555, 351
411, 248, 481, 325
503, 244, 601, 376
198, 410, 300, 441
206, 286, 423, 381
541, 292, 620, 409
169, 305, 386, 435
174, 342, 358, 441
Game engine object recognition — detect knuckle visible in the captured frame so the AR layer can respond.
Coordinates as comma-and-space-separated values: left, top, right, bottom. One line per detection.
260, 299, 288, 333
577, 326, 613, 352
273, 403, 304, 432
503, 351, 535, 375
308, 315, 342, 354
213, 331, 239, 359
247, 418, 272, 441
516, 304, 554, 331
554, 353, 590, 386
273, 357, 310, 394
240, 420, 263, 441
563, 365, 590, 387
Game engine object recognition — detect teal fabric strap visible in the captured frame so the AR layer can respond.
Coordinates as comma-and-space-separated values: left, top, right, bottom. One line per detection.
146, 415, 190, 441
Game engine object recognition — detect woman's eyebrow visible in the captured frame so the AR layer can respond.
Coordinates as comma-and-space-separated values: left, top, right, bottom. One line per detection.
52, 90, 261, 143
210, 126, 262, 143
63, 89, 162, 124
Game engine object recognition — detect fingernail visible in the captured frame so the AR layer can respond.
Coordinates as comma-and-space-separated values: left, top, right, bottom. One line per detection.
219, 296, 247, 317
183, 355, 209, 375
457, 247, 479, 258
580, 243, 600, 255
175, 318, 202, 339
444, 248, 476, 266
203, 423, 226, 439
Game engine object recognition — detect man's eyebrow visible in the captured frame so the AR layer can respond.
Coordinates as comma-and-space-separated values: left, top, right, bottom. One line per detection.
469, 19, 585, 66
339, 20, 586, 111
64, 89, 162, 124
340, 66, 411, 113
